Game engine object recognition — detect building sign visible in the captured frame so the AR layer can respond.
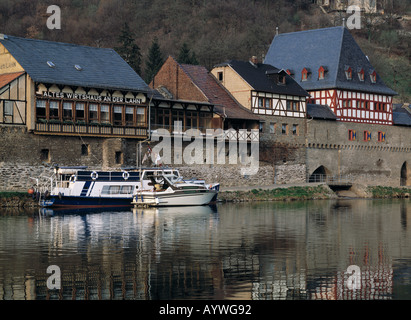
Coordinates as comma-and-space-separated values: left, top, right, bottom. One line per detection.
39, 91, 143, 104
0, 61, 17, 70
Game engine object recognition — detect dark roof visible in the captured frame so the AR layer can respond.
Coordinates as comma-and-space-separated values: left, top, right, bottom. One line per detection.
392, 105, 411, 127
307, 103, 337, 120
264, 27, 397, 96
179, 62, 260, 121
0, 35, 151, 93
216, 60, 309, 97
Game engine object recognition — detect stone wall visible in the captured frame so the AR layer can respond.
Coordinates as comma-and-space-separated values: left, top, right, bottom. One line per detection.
306, 119, 411, 186
1, 116, 410, 191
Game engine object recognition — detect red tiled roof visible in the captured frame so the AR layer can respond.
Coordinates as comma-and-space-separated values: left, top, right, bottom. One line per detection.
180, 63, 259, 120
0, 71, 24, 89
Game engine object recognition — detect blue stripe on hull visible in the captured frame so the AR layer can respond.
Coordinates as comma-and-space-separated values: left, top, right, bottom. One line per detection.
41, 196, 133, 208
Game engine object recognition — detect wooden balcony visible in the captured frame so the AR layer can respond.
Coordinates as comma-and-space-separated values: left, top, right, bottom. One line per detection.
34, 121, 147, 138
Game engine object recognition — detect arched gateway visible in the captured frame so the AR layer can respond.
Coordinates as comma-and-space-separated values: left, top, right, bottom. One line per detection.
309, 165, 331, 183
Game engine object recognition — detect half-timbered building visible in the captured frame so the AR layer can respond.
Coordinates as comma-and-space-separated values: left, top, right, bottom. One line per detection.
210, 58, 309, 119
0, 34, 215, 173
264, 26, 397, 125
150, 55, 260, 132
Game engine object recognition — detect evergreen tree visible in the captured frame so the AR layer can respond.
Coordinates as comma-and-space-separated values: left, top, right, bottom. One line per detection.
177, 42, 198, 65
144, 37, 164, 83
115, 22, 142, 74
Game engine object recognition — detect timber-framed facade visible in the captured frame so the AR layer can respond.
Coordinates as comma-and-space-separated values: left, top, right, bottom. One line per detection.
265, 27, 397, 126
211, 59, 309, 120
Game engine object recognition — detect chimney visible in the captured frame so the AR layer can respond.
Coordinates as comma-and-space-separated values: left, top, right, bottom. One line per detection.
250, 56, 258, 66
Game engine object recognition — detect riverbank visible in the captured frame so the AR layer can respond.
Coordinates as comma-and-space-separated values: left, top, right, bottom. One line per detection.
217, 184, 411, 203
0, 184, 410, 208
0, 192, 38, 208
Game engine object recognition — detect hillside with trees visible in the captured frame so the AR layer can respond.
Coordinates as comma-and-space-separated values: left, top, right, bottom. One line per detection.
0, 0, 410, 102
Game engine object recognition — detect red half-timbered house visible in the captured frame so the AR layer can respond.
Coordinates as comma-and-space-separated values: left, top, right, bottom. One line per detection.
265, 27, 397, 125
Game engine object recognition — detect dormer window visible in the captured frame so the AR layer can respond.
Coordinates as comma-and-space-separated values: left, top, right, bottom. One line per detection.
369, 70, 377, 83
358, 68, 365, 81
345, 66, 352, 80
302, 68, 310, 81
278, 74, 286, 85
318, 66, 328, 80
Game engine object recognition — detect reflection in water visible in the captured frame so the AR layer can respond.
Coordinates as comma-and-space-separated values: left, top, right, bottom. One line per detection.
0, 199, 410, 300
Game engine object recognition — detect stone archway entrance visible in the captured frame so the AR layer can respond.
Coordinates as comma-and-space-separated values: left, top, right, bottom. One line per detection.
309, 165, 331, 183
400, 162, 409, 186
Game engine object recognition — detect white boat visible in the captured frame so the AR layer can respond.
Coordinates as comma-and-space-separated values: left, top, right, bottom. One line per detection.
34, 166, 219, 208
132, 174, 218, 207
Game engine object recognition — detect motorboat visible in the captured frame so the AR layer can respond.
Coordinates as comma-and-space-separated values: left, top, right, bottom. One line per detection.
132, 173, 218, 207
34, 166, 219, 208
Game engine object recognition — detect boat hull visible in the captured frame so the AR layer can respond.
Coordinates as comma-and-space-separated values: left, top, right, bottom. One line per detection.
40, 195, 133, 208
133, 190, 218, 207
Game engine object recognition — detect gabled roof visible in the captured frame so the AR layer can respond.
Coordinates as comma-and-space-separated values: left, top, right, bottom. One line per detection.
264, 27, 397, 96
177, 61, 260, 121
0, 35, 151, 93
215, 60, 309, 97
307, 103, 337, 120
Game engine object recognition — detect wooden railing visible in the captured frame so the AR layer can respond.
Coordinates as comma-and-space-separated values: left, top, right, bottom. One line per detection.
35, 122, 147, 138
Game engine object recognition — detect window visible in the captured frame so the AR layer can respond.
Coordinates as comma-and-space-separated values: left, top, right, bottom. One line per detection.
81, 144, 89, 156
282, 124, 288, 135
217, 72, 223, 81
286, 100, 300, 111
121, 186, 133, 194
278, 74, 286, 85
75, 102, 85, 121
40, 149, 50, 162
342, 100, 352, 108
172, 110, 184, 130
199, 112, 212, 131
269, 122, 275, 134
186, 111, 197, 129
113, 106, 123, 126
292, 124, 299, 135
89, 104, 98, 123
102, 185, 133, 195
137, 107, 145, 126
375, 103, 386, 112
345, 66, 352, 80
370, 71, 377, 83
363, 131, 371, 141
49, 101, 59, 119
378, 131, 386, 142
101, 104, 110, 123
36, 100, 47, 119
125, 107, 134, 126
258, 97, 264, 108
302, 68, 309, 81
349, 129, 356, 141
259, 122, 264, 133
358, 69, 365, 81
158, 108, 170, 129
318, 66, 327, 80
115, 151, 123, 164
63, 102, 73, 120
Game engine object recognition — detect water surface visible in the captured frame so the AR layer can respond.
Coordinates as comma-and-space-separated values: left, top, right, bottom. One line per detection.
0, 199, 410, 300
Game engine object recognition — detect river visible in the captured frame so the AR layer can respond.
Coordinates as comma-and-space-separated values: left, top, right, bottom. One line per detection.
0, 199, 410, 300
